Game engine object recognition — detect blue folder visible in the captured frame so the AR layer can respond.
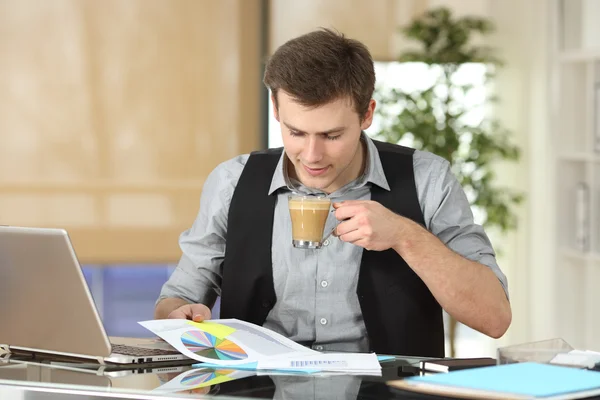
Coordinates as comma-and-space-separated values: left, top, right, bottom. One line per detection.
402, 362, 600, 399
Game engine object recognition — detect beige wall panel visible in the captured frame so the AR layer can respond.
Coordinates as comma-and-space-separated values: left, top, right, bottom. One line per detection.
0, 0, 263, 263
0, 194, 98, 226
429, 0, 490, 16
0, 0, 257, 182
269, 0, 429, 60
68, 228, 185, 265
0, 0, 98, 183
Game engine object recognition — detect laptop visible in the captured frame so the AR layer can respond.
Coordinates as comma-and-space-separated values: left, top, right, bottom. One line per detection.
1, 352, 190, 379
0, 226, 191, 365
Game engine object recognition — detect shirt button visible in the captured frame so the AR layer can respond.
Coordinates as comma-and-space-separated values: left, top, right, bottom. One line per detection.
323, 239, 330, 246
319, 318, 328, 325
314, 345, 324, 351
320, 280, 328, 288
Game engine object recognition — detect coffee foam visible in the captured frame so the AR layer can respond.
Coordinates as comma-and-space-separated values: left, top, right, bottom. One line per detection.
288, 199, 330, 210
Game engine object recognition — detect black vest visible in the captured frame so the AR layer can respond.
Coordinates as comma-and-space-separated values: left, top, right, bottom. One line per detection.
220, 140, 444, 357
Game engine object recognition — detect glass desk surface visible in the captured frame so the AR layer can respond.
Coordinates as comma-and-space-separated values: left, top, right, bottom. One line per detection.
0, 350, 432, 400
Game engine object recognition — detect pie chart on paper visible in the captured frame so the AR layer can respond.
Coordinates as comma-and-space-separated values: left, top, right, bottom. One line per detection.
180, 330, 247, 360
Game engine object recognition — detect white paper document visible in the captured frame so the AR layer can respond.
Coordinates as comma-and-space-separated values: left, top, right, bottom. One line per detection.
257, 353, 381, 375
139, 318, 382, 375
550, 349, 600, 369
139, 318, 316, 366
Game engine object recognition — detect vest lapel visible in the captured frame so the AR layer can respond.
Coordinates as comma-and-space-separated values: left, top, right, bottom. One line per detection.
220, 148, 281, 325
358, 141, 444, 357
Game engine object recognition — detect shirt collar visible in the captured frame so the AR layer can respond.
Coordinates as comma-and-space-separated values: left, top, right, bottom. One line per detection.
268, 151, 289, 195
267, 132, 390, 195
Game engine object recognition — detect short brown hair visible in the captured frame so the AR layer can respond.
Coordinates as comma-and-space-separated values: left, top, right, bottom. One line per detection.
263, 28, 375, 120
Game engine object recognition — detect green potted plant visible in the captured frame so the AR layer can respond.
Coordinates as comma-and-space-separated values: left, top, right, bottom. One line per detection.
373, 7, 523, 356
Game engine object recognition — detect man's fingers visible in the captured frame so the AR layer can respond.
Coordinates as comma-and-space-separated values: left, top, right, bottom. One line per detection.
167, 308, 189, 320
333, 200, 367, 208
190, 304, 212, 322
192, 313, 207, 322
167, 304, 211, 322
335, 219, 359, 237
334, 204, 367, 221
339, 230, 362, 244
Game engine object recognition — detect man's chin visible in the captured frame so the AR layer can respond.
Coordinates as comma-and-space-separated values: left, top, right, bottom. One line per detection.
298, 174, 332, 191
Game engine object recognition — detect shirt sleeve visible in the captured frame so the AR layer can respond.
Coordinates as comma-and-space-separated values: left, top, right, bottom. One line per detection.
413, 151, 509, 299
157, 154, 249, 307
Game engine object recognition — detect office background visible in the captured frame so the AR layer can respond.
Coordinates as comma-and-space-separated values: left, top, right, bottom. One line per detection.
1, 0, 597, 356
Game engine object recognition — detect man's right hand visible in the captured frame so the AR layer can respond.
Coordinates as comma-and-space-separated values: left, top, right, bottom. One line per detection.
167, 303, 212, 322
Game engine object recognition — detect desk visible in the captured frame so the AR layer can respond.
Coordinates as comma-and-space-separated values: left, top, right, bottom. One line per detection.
5, 354, 600, 400
0, 351, 431, 400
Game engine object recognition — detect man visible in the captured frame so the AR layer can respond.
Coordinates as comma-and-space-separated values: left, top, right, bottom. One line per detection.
155, 29, 511, 356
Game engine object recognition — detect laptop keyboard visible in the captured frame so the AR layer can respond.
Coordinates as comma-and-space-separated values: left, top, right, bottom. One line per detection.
111, 344, 181, 356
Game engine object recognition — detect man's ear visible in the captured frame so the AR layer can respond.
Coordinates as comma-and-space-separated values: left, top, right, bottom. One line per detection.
360, 99, 376, 130
271, 93, 280, 122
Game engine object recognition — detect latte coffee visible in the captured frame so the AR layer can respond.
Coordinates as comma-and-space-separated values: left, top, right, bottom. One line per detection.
288, 196, 331, 249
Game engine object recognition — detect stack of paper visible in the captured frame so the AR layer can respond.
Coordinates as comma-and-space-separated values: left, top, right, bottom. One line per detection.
550, 350, 600, 369
257, 353, 381, 375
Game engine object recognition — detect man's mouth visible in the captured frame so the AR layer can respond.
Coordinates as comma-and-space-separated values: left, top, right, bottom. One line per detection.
303, 165, 329, 177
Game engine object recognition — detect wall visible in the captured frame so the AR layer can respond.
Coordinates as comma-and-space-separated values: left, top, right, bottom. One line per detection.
269, 0, 428, 60
0, 0, 264, 263
487, 0, 554, 346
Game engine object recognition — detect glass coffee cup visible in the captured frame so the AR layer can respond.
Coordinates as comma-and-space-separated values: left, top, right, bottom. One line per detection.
288, 195, 335, 249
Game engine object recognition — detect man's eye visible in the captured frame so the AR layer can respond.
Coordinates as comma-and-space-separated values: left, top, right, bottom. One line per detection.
326, 135, 341, 141
289, 131, 303, 137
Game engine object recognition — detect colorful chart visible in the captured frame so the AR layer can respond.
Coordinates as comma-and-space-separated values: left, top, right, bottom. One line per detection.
180, 369, 235, 387
180, 330, 247, 360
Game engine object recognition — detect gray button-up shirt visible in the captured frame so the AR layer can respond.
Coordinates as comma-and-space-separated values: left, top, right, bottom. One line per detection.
158, 134, 508, 352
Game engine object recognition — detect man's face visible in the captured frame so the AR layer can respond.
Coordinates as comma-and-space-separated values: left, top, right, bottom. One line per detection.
273, 91, 375, 194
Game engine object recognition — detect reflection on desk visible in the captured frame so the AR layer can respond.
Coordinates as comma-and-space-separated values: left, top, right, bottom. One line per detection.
0, 354, 427, 399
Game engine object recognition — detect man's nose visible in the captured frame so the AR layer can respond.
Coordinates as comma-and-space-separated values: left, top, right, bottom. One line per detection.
303, 136, 324, 164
